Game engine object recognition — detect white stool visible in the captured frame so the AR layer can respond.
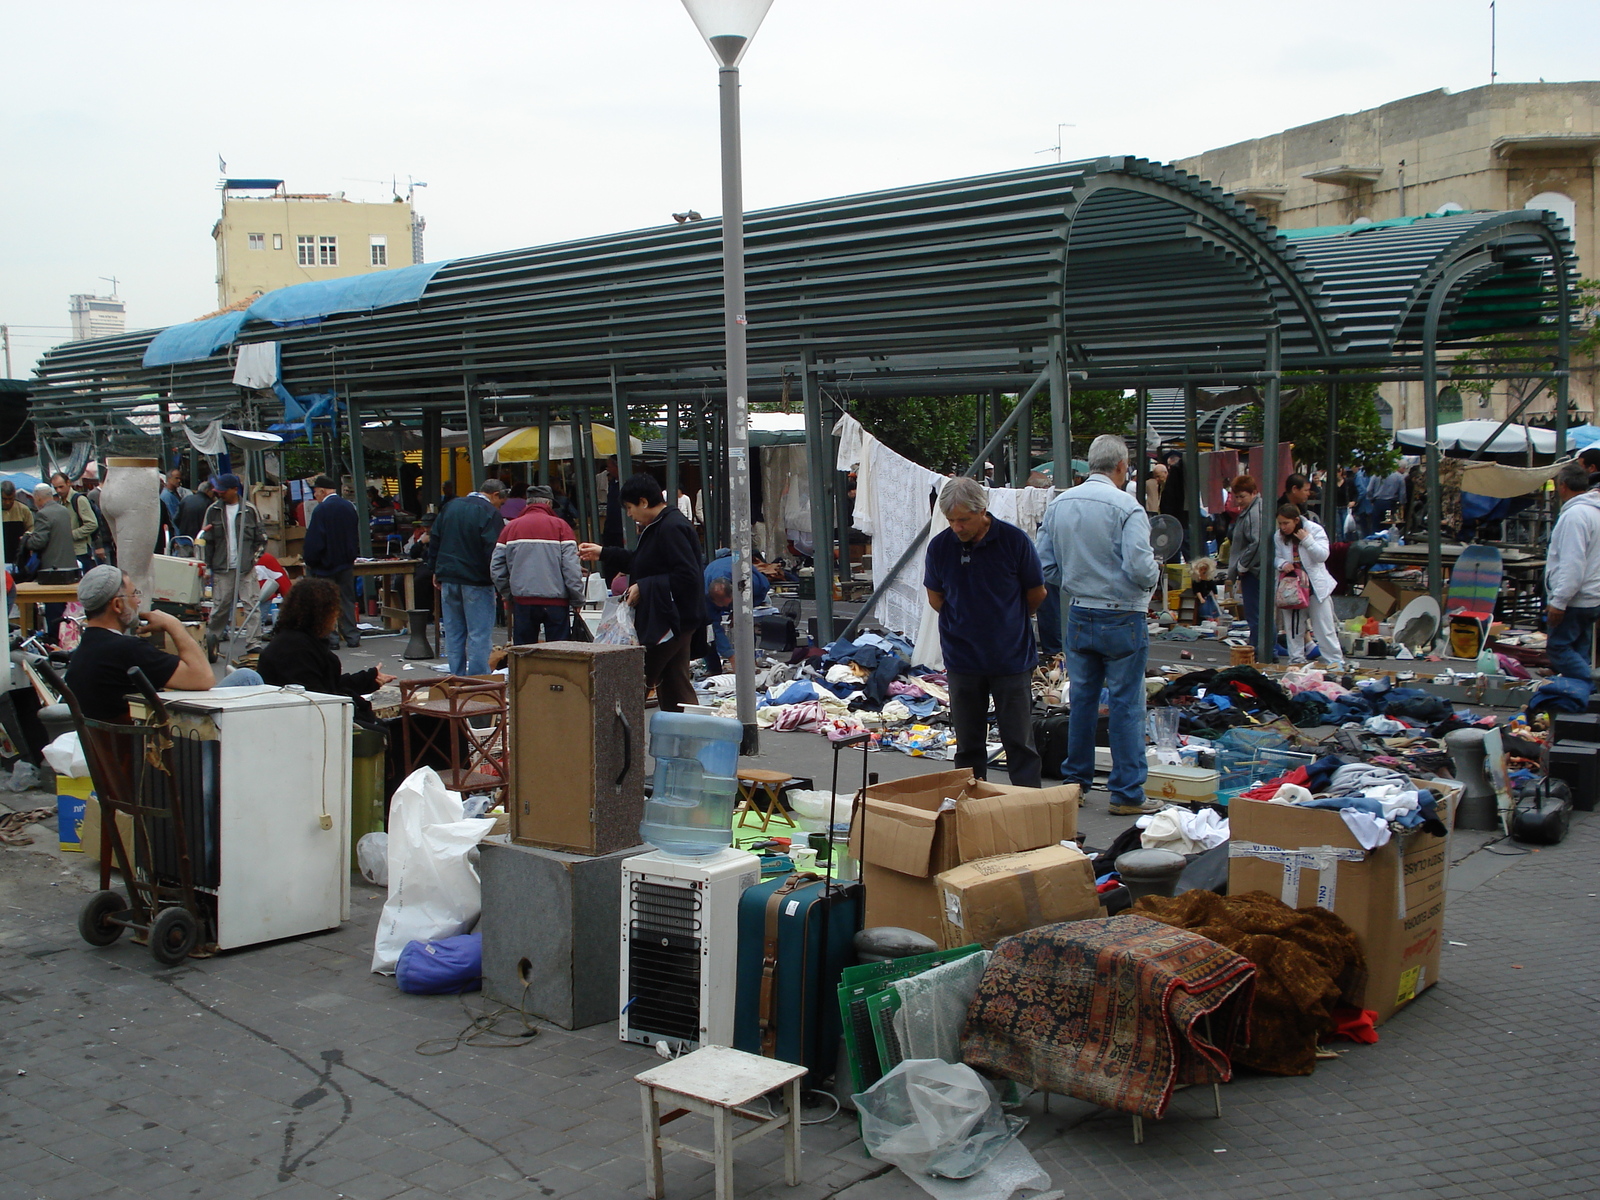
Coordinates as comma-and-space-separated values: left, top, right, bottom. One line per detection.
635, 1045, 808, 1200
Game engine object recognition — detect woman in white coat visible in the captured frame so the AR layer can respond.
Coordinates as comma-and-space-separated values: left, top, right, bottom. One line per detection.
1273, 504, 1345, 668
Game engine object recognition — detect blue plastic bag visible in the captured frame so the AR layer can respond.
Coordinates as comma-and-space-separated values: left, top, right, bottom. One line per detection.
396, 931, 483, 995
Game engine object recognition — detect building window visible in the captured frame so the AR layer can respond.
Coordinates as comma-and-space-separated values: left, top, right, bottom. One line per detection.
370, 235, 388, 266
247, 232, 265, 250
318, 236, 338, 266
273, 233, 283, 250
297, 235, 316, 265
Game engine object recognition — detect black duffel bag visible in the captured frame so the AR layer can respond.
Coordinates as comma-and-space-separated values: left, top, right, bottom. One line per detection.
1511, 778, 1572, 845
1033, 704, 1070, 780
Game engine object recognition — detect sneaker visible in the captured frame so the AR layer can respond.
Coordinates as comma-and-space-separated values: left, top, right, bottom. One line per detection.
1108, 797, 1164, 816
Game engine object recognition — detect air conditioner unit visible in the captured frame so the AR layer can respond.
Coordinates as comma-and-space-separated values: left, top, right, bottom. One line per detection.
620, 847, 760, 1053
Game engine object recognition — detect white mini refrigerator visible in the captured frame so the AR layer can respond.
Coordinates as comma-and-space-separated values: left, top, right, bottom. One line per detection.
159, 686, 352, 950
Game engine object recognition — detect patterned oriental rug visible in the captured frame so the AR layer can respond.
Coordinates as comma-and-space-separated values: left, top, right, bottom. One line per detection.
961, 915, 1255, 1120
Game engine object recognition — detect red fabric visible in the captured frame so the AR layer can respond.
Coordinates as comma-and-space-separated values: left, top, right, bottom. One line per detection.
1238, 765, 1310, 801
256, 551, 291, 596
1325, 1006, 1380, 1045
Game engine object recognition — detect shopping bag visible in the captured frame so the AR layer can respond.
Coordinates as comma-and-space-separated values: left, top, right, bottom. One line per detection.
594, 598, 639, 646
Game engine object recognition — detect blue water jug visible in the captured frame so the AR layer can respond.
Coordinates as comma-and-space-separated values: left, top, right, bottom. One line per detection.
640, 711, 743, 856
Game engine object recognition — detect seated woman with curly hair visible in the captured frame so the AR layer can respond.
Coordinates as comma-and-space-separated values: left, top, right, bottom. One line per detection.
258, 577, 394, 722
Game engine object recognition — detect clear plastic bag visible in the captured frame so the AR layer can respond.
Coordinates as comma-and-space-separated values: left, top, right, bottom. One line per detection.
356, 832, 389, 886
854, 1059, 1024, 1180
594, 599, 639, 646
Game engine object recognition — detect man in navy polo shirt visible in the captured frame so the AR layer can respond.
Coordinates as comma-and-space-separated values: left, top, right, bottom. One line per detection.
924, 476, 1046, 788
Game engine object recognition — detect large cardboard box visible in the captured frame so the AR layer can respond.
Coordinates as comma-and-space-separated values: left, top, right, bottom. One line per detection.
851, 769, 1079, 943
936, 844, 1099, 949
1362, 578, 1428, 620
1227, 779, 1458, 1025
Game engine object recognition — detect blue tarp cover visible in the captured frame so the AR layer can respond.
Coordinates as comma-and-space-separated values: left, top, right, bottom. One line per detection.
142, 311, 249, 369
246, 261, 448, 326
140, 260, 449, 368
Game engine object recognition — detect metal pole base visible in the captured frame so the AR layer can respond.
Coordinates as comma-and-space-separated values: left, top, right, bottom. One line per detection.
402, 609, 436, 660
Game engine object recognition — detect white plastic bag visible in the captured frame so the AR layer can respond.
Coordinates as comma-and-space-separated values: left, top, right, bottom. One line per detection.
41, 732, 89, 779
356, 832, 389, 886
371, 767, 495, 974
594, 598, 639, 646
855, 1059, 1024, 1180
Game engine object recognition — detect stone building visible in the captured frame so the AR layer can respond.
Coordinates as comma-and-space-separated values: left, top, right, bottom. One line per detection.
212, 179, 422, 309
1178, 82, 1599, 428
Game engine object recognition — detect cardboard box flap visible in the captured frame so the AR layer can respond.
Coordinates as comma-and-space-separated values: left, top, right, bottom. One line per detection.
855, 798, 943, 878
955, 782, 1078, 860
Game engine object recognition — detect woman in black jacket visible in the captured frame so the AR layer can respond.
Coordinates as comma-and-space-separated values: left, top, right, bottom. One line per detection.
258, 578, 394, 722
581, 473, 706, 711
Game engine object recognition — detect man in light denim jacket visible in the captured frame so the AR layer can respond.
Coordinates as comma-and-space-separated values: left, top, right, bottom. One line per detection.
1036, 435, 1162, 815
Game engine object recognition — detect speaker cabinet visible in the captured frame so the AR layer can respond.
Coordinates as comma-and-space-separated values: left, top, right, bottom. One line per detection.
507, 641, 646, 855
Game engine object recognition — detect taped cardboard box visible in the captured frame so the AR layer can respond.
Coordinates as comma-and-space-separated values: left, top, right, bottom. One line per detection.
1227, 778, 1459, 1025
936, 844, 1099, 949
850, 769, 1079, 943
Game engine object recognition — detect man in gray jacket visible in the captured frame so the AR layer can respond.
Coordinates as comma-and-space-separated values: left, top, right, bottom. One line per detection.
25, 484, 79, 641
200, 474, 268, 652
1036, 435, 1163, 816
1226, 475, 1263, 646
491, 485, 583, 644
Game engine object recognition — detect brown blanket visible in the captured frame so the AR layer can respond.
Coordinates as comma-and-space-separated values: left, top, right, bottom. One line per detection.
961, 915, 1255, 1120
1132, 890, 1366, 1076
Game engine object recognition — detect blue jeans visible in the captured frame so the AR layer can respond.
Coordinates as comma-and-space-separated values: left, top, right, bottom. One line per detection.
1240, 572, 1260, 645
441, 582, 496, 676
511, 603, 570, 646
218, 668, 263, 687
1036, 583, 1062, 658
1063, 607, 1148, 807
1546, 605, 1599, 686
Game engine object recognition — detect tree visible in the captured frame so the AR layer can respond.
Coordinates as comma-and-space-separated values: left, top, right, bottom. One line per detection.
1452, 277, 1599, 417
1240, 377, 1398, 475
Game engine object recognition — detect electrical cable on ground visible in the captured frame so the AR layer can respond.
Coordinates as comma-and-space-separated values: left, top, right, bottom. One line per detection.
416, 979, 544, 1055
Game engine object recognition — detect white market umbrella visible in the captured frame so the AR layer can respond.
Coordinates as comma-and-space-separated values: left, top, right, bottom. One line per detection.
1394, 419, 1573, 455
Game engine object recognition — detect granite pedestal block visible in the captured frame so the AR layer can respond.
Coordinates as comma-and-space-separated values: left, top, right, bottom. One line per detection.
480, 838, 647, 1029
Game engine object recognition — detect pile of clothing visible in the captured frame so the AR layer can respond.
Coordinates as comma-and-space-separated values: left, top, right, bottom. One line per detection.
1235, 754, 1449, 849
701, 631, 959, 754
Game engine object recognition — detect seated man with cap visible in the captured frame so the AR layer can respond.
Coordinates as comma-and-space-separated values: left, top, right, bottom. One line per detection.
64, 565, 261, 722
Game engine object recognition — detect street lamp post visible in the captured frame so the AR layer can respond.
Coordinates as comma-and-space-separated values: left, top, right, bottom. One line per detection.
681, 0, 773, 755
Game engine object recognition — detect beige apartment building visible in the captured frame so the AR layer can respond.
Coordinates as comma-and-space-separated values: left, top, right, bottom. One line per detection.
1177, 82, 1599, 428
212, 179, 421, 309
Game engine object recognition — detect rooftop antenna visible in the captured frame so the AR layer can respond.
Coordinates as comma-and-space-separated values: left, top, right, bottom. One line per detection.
1035, 123, 1077, 163
1490, 1, 1498, 85
99, 276, 120, 298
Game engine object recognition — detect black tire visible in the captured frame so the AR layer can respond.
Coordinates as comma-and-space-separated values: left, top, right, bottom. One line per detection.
148, 907, 199, 966
78, 890, 129, 947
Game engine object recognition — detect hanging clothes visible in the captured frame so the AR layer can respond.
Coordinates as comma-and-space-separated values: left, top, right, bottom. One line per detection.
183, 419, 227, 456
232, 342, 280, 390
1246, 443, 1294, 492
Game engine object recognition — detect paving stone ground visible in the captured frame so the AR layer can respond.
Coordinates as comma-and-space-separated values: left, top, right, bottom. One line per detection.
3, 792, 1592, 1200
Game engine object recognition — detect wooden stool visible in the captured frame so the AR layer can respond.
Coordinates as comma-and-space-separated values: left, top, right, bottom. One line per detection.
734, 768, 795, 832
636, 1045, 807, 1200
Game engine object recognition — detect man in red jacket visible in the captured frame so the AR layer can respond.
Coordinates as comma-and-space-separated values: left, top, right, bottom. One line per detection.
490, 485, 584, 644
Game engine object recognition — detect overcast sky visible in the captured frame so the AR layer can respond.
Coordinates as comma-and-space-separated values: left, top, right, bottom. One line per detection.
2, 0, 1595, 374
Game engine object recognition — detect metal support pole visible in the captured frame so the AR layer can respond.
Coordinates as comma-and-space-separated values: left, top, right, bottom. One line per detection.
157, 400, 174, 476
1257, 327, 1282, 664
422, 411, 441, 510
1049, 336, 1069, 488
569, 408, 590, 541
463, 386, 485, 493
1183, 383, 1202, 556
714, 63, 758, 751
1136, 387, 1148, 500
696, 400, 713, 560
666, 394, 680, 514
839, 368, 1050, 642
990, 389, 1008, 485
1324, 378, 1340, 530
537, 406, 550, 487
801, 353, 834, 643
611, 370, 636, 550
1423, 253, 1494, 606
1014, 388, 1031, 483
348, 395, 369, 556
